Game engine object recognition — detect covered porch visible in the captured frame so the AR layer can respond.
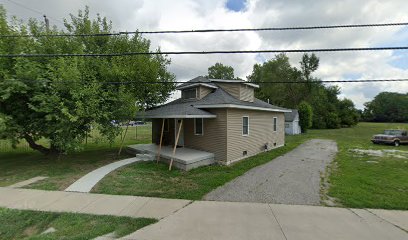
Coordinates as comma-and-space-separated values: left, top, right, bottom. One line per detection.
127, 144, 215, 171
135, 103, 218, 170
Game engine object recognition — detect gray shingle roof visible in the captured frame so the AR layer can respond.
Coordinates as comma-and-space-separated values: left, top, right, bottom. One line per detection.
145, 85, 290, 118
284, 109, 299, 122
176, 76, 217, 89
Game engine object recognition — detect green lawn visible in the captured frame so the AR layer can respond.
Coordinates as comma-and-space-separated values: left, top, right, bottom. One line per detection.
0, 208, 156, 240
93, 134, 309, 200
0, 125, 151, 190
305, 122, 408, 210
1, 122, 407, 209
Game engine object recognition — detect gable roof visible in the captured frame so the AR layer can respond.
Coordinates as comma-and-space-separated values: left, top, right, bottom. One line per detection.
144, 86, 290, 118
284, 109, 299, 122
176, 76, 259, 90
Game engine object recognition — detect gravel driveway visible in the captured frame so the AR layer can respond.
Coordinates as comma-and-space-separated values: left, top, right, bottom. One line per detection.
204, 139, 338, 205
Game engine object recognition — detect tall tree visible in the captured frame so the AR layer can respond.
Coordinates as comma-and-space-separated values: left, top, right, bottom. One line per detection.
0, 6, 175, 154
247, 53, 304, 108
363, 92, 408, 122
247, 53, 358, 129
207, 62, 235, 79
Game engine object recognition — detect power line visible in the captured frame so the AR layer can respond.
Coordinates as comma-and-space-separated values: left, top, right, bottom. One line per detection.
5, 0, 65, 25
1, 21, 408, 38
1, 46, 407, 58
5, 78, 408, 84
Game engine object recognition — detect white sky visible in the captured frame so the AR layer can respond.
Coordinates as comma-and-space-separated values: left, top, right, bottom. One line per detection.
2, 0, 408, 109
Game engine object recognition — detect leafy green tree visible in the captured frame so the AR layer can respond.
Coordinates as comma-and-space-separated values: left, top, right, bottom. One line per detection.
363, 92, 408, 122
338, 98, 360, 127
247, 53, 304, 108
0, 6, 175, 154
207, 62, 235, 79
298, 101, 313, 133
300, 53, 319, 81
247, 53, 357, 130
326, 112, 341, 129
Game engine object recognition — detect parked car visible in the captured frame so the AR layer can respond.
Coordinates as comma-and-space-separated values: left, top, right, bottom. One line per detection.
371, 129, 408, 146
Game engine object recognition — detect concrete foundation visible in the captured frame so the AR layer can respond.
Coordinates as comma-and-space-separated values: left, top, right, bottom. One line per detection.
127, 144, 215, 171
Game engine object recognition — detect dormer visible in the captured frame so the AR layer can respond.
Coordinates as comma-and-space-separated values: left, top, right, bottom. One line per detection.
210, 79, 259, 102
177, 82, 218, 100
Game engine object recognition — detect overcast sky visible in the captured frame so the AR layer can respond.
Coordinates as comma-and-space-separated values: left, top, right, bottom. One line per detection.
2, 0, 408, 109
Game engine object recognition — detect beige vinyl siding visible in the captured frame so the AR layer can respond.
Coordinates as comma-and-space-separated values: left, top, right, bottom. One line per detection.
240, 84, 254, 102
216, 83, 241, 99
226, 109, 285, 163
197, 86, 213, 99
216, 82, 255, 102
184, 109, 228, 163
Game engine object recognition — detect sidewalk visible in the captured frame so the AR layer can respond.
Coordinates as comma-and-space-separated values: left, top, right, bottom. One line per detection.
0, 187, 407, 240
0, 187, 190, 219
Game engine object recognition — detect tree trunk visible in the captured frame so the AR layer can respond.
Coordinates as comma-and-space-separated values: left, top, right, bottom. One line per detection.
23, 134, 53, 155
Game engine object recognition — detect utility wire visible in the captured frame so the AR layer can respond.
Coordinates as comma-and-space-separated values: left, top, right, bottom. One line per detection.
5, 78, 408, 84
5, 0, 65, 25
1, 21, 408, 38
0, 46, 407, 58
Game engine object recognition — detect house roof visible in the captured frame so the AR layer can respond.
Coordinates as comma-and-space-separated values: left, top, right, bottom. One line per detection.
284, 109, 299, 122
145, 84, 290, 118
176, 76, 259, 90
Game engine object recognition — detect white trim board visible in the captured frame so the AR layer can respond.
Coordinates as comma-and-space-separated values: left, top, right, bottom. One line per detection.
146, 114, 216, 119
194, 104, 291, 113
176, 83, 218, 90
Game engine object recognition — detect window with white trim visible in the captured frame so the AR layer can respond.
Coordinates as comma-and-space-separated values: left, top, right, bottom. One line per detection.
242, 116, 249, 136
194, 118, 203, 135
273, 117, 277, 132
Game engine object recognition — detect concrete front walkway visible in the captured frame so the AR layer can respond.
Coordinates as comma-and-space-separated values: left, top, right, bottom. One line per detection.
0, 187, 190, 219
65, 157, 141, 193
0, 187, 406, 240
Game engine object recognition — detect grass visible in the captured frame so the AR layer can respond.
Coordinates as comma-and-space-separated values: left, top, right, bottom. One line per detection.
93, 134, 309, 200
1, 122, 407, 209
0, 208, 156, 240
305, 122, 408, 210
0, 125, 151, 190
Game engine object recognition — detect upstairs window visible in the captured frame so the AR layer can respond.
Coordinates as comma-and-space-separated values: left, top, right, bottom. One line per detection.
242, 116, 249, 136
273, 117, 277, 132
182, 88, 197, 99
194, 118, 203, 135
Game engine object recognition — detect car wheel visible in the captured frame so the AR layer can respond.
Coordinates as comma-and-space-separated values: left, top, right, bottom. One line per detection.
394, 140, 400, 147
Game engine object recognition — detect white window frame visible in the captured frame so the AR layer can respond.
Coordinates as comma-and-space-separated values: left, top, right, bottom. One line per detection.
273, 117, 277, 132
242, 116, 249, 136
194, 118, 204, 135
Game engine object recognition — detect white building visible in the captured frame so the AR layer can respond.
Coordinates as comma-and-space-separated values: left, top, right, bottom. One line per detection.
284, 109, 301, 135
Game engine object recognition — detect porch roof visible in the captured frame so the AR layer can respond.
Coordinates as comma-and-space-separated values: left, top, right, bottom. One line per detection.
144, 101, 217, 119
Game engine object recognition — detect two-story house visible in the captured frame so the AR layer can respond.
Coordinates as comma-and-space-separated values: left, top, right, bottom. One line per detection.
136, 76, 290, 170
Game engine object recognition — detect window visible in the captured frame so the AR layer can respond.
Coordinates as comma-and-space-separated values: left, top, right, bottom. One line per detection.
182, 88, 197, 99
285, 123, 289, 128
273, 117, 277, 132
194, 118, 203, 135
242, 116, 249, 136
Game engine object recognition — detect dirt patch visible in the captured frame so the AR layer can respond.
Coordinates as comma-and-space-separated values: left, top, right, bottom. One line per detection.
350, 149, 408, 159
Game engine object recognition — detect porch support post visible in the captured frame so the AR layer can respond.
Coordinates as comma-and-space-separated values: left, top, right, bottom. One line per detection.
157, 118, 165, 164
169, 119, 183, 171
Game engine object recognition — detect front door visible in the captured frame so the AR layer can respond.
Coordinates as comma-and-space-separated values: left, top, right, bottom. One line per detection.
175, 118, 184, 147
